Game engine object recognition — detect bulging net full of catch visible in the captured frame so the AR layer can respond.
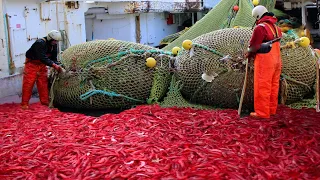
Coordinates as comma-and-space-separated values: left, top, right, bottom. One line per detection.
167, 28, 254, 109
52, 28, 317, 110
51, 0, 317, 110
52, 40, 173, 109
161, 28, 316, 109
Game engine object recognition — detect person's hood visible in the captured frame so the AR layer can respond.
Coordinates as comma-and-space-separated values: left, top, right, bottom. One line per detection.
257, 15, 278, 25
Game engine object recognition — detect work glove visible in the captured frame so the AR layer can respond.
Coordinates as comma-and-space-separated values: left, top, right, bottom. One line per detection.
245, 52, 255, 61
52, 63, 63, 73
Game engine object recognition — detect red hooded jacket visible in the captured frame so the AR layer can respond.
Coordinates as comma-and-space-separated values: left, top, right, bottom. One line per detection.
248, 15, 282, 56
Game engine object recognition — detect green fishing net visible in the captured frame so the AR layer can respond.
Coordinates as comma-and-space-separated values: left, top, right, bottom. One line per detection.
52, 0, 317, 110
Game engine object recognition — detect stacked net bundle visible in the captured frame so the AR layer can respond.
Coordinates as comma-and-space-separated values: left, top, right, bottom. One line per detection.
159, 28, 190, 46
162, 27, 317, 109
52, 40, 173, 109
271, 9, 289, 20
162, 0, 277, 51
163, 0, 256, 51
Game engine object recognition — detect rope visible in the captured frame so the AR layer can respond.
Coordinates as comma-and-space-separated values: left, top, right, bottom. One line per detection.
286, 30, 299, 39
280, 78, 288, 105
84, 49, 173, 68
193, 43, 225, 57
89, 80, 95, 105
80, 89, 145, 103
49, 73, 58, 108
281, 73, 312, 91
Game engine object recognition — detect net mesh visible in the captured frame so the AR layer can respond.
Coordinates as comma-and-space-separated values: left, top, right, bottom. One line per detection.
171, 28, 253, 109
53, 28, 316, 110
287, 50, 319, 109
53, 40, 172, 109
161, 28, 316, 109
279, 35, 317, 104
159, 76, 214, 110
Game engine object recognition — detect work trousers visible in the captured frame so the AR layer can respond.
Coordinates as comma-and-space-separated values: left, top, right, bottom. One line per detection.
21, 59, 49, 106
253, 42, 282, 118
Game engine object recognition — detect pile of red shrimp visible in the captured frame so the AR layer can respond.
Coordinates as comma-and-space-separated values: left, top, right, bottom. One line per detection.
0, 103, 319, 179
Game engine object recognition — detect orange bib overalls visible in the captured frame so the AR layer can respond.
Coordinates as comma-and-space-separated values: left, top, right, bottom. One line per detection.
253, 23, 282, 118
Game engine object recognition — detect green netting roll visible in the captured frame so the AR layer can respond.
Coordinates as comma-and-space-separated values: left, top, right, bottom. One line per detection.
163, 0, 256, 51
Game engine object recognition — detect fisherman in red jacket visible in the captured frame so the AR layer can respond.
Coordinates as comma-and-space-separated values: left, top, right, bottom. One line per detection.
246, 5, 282, 118
21, 30, 64, 109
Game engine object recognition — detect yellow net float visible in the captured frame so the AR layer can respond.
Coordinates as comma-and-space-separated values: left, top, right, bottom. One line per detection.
298, 37, 310, 48
182, 40, 193, 50
172, 46, 181, 55
146, 57, 157, 68
252, 0, 259, 6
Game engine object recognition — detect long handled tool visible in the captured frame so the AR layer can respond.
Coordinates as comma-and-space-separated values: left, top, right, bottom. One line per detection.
48, 67, 67, 108
316, 58, 320, 112
237, 37, 308, 116
238, 58, 249, 116
49, 69, 58, 108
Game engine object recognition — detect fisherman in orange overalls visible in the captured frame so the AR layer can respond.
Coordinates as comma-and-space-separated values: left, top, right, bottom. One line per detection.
21, 30, 64, 109
246, 5, 283, 118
